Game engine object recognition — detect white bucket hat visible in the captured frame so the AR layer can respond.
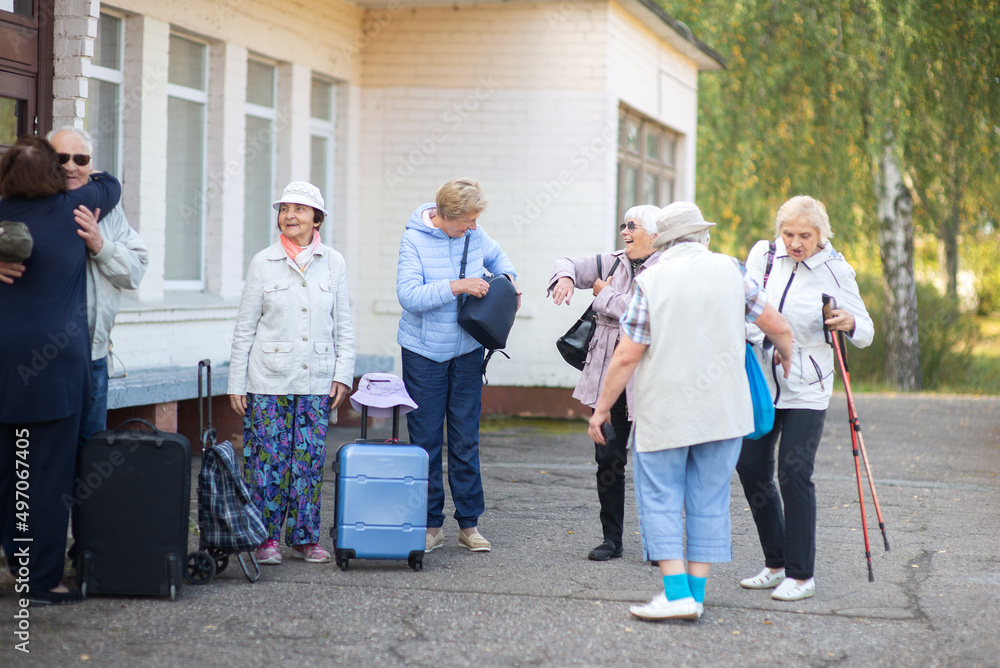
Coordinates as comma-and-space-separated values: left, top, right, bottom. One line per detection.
652, 202, 716, 248
349, 373, 418, 418
272, 181, 328, 216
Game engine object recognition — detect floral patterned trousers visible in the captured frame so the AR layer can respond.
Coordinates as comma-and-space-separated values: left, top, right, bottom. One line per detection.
243, 393, 330, 546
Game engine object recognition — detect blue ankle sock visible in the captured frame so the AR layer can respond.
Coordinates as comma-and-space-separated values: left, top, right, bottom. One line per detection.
662, 574, 692, 601
687, 575, 707, 604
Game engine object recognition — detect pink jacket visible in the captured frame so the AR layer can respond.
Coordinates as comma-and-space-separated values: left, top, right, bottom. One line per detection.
548, 249, 664, 415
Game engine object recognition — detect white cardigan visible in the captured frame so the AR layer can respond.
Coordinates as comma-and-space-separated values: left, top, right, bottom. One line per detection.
229, 241, 355, 396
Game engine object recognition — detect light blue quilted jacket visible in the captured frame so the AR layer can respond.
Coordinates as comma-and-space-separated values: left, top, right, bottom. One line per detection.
396, 203, 517, 362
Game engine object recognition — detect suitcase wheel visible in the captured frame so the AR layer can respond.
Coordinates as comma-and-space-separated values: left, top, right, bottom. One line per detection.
408, 552, 423, 572
208, 548, 230, 575
184, 551, 217, 585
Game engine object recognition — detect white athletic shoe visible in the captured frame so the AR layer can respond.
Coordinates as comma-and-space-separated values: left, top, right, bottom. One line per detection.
628, 593, 700, 621
771, 577, 815, 601
740, 567, 786, 589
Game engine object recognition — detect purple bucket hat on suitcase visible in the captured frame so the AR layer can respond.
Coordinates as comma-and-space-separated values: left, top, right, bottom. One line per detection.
350, 373, 418, 417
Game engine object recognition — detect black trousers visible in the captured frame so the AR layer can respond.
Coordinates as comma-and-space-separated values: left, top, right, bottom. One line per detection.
735, 408, 826, 581
1, 414, 80, 591
593, 392, 632, 546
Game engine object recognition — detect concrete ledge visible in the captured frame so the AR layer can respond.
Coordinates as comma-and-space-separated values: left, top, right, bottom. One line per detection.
107, 354, 395, 409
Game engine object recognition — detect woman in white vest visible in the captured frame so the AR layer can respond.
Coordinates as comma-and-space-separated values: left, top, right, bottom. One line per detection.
588, 202, 794, 622
736, 195, 874, 602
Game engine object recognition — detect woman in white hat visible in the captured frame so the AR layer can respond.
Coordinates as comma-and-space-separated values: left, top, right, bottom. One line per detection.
229, 181, 356, 566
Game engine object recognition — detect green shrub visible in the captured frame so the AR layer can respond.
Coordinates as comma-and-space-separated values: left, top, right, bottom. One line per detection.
849, 274, 980, 389
963, 230, 1000, 316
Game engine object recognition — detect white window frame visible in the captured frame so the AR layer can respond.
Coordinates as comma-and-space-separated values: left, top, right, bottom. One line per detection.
243, 57, 278, 264
87, 10, 126, 175
164, 35, 209, 291
310, 77, 336, 245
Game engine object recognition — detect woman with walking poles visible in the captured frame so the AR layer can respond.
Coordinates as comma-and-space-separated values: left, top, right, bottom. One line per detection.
736, 195, 874, 601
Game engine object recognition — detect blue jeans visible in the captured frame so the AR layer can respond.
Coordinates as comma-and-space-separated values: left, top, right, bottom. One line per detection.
78, 357, 109, 449
401, 347, 485, 529
633, 437, 743, 563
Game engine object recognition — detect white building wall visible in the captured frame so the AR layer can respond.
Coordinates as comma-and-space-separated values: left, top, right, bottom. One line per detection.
47, 0, 709, 388
62, 0, 367, 370
355, 0, 619, 387
355, 0, 704, 389
606, 1, 701, 202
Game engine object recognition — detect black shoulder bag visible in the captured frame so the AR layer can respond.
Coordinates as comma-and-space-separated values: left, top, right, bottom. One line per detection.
456, 234, 518, 385
555, 254, 622, 371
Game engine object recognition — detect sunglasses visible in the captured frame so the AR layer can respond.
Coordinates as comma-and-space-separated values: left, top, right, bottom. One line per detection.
57, 153, 91, 166
618, 221, 638, 233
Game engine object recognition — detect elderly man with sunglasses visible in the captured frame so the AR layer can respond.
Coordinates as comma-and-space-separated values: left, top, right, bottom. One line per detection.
0, 127, 148, 447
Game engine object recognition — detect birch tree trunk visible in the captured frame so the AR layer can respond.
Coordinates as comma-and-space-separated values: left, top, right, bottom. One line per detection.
876, 145, 922, 389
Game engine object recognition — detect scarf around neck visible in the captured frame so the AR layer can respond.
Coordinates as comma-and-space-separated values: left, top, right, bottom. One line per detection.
280, 231, 321, 272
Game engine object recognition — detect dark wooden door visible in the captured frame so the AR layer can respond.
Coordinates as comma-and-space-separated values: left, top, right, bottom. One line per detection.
1, 0, 54, 151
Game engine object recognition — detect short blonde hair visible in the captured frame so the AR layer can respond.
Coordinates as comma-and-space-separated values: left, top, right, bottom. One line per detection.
774, 195, 833, 246
436, 177, 488, 220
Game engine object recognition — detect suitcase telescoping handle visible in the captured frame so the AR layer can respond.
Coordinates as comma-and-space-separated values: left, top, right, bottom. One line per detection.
358, 405, 402, 443
197, 359, 217, 453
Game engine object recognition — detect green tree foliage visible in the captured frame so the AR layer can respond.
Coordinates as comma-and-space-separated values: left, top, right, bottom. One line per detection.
904, 0, 1000, 299
663, 0, 999, 387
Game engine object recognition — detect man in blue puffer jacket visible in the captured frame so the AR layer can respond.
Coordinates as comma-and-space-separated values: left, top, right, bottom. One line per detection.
396, 176, 519, 554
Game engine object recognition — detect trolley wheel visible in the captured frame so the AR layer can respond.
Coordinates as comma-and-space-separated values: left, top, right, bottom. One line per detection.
184, 551, 217, 585
408, 554, 423, 572
169, 584, 177, 601
80, 581, 88, 599
208, 548, 230, 575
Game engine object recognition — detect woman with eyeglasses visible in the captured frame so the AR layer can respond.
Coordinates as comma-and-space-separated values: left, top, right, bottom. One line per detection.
547, 205, 665, 562
0, 135, 120, 606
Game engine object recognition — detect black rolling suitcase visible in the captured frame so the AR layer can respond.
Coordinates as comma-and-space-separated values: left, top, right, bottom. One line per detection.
75, 419, 191, 600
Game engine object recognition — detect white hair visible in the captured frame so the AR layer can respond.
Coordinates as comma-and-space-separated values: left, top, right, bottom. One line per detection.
659, 228, 710, 251
46, 126, 94, 155
623, 204, 662, 236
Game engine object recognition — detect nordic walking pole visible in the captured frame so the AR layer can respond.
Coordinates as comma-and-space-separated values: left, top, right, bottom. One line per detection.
822, 295, 890, 554
822, 295, 873, 581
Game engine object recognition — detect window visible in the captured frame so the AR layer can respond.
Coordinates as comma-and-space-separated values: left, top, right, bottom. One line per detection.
243, 58, 277, 273
85, 12, 124, 175
165, 34, 208, 287
0, 0, 31, 18
616, 107, 678, 237
310, 78, 335, 244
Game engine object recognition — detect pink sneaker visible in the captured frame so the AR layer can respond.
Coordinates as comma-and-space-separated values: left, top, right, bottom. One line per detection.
255, 540, 281, 565
291, 543, 331, 563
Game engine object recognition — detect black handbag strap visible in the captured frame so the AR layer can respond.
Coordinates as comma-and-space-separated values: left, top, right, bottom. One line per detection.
458, 234, 471, 304
605, 257, 621, 281
762, 241, 776, 288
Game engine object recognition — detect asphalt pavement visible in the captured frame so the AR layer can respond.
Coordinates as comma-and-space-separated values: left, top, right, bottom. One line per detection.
1, 393, 998, 667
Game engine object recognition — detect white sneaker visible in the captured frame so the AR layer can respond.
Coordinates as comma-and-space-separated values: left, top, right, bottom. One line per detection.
629, 593, 700, 621
740, 567, 786, 589
772, 577, 815, 601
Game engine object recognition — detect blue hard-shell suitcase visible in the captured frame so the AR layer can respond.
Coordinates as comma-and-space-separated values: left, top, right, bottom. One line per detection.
330, 406, 428, 571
